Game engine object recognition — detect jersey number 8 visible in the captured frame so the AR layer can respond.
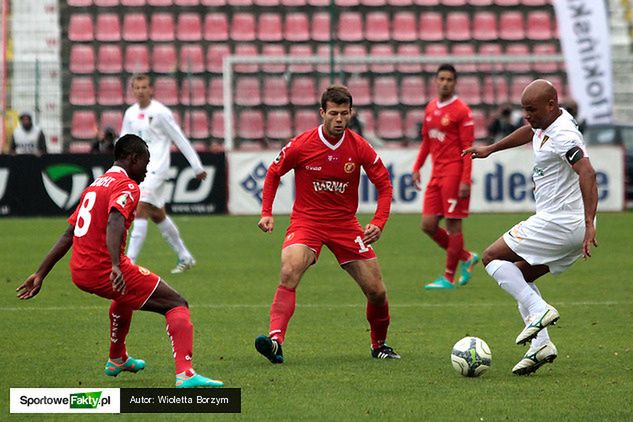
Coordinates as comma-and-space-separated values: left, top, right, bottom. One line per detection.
74, 191, 97, 237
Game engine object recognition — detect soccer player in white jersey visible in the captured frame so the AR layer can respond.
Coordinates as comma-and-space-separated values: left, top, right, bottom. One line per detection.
121, 74, 207, 273
464, 80, 598, 375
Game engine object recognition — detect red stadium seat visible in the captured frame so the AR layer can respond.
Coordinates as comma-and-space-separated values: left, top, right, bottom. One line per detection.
365, 12, 390, 42
97, 45, 123, 73
95, 13, 121, 41
255, 0, 280, 5
262, 76, 289, 106
522, 0, 548, 5
235, 77, 262, 106
468, 0, 492, 4
179, 44, 205, 73
72, 111, 98, 140
478, 43, 502, 72
68, 0, 92, 6
400, 76, 425, 106
388, 0, 412, 4
451, 44, 477, 72
335, 0, 359, 6
183, 111, 209, 139
122, 13, 148, 41
362, 0, 386, 6
206, 44, 230, 73
414, 0, 439, 4
472, 11, 497, 41
457, 76, 481, 105
227, 0, 252, 5
285, 13, 310, 42
70, 45, 95, 74
311, 13, 331, 42
337, 12, 363, 42
373, 77, 398, 106
346, 77, 371, 106
527, 11, 554, 41
68, 14, 93, 42
393, 12, 417, 42
125, 76, 135, 104
376, 110, 403, 140
404, 110, 425, 139
152, 45, 177, 73
294, 110, 319, 133
445, 12, 470, 41
282, 0, 307, 4
124, 44, 149, 73
419, 12, 443, 41
289, 44, 314, 73
342, 44, 368, 73
261, 44, 286, 73
258, 13, 283, 42
494, 0, 519, 4
175, 0, 200, 4
510, 76, 533, 103
266, 110, 293, 140
424, 43, 448, 72
234, 44, 258, 73
442, 0, 466, 4
471, 109, 487, 139
180, 77, 206, 105
153, 76, 178, 105
148, 0, 173, 5
97, 77, 123, 106
548, 75, 566, 98
70, 77, 96, 106
308, 0, 329, 5
177, 13, 202, 41
483, 76, 509, 104
150, 13, 175, 42
210, 111, 226, 140
100, 111, 123, 132
397, 44, 422, 73
290, 77, 317, 106
207, 78, 223, 106
369, 44, 395, 74
506, 44, 530, 72
533, 44, 559, 73
316, 44, 338, 73
231, 13, 256, 41
204, 13, 228, 41
238, 110, 265, 140
499, 11, 525, 41
121, 0, 146, 4
69, 142, 93, 153
94, 0, 119, 4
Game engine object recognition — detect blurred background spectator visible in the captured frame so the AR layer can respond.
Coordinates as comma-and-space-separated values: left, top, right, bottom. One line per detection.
9, 112, 47, 156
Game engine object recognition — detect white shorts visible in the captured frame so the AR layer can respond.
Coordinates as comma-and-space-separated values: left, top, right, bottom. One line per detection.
139, 173, 168, 208
503, 213, 585, 275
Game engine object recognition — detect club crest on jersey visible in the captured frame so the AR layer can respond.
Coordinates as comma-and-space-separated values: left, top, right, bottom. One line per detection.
441, 114, 451, 126
540, 135, 550, 149
138, 266, 151, 276
344, 162, 356, 173
116, 193, 129, 207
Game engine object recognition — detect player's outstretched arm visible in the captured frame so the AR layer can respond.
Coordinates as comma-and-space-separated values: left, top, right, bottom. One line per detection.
107, 209, 127, 294
463, 125, 533, 159
17, 224, 74, 299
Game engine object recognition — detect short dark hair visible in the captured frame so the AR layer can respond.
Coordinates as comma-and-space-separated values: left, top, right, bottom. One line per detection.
114, 134, 148, 160
131, 73, 152, 87
436, 63, 457, 79
321, 85, 353, 110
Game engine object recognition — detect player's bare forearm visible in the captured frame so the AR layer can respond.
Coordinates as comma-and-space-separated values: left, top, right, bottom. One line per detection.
464, 125, 533, 158
107, 210, 127, 267
574, 158, 598, 257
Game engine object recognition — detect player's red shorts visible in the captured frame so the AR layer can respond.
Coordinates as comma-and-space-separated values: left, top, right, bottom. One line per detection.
423, 175, 470, 219
283, 218, 377, 265
71, 257, 161, 309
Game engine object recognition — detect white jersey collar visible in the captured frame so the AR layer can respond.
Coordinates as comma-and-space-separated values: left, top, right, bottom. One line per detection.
107, 166, 129, 177
436, 96, 458, 108
318, 125, 345, 150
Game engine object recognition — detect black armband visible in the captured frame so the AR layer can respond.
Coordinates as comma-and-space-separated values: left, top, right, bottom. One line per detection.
565, 146, 585, 165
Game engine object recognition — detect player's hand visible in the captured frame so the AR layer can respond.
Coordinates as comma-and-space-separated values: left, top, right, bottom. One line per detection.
363, 224, 382, 245
110, 265, 126, 294
16, 273, 44, 300
463, 145, 491, 159
258, 216, 274, 233
458, 182, 471, 199
412, 171, 422, 191
582, 224, 598, 259
195, 171, 207, 181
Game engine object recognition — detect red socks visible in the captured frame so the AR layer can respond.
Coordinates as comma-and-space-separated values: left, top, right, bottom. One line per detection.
109, 301, 133, 361
445, 232, 467, 283
367, 300, 390, 350
431, 227, 449, 249
269, 285, 296, 344
165, 306, 194, 375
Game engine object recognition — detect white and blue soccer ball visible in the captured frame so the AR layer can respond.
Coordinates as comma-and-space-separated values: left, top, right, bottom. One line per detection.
451, 336, 492, 377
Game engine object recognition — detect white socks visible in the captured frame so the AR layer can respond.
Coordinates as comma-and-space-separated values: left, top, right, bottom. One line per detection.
127, 218, 148, 263
157, 216, 192, 262
518, 283, 550, 349
485, 260, 547, 315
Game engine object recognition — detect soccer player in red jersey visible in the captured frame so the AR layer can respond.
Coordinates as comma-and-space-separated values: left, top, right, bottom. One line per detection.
412, 64, 479, 290
16, 134, 223, 388
254, 85, 400, 362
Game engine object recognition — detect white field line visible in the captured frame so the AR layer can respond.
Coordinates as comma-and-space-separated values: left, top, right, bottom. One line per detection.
0, 301, 628, 312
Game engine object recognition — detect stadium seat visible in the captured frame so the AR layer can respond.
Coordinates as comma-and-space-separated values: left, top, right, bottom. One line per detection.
238, 110, 265, 140
266, 110, 293, 140
69, 142, 93, 153
285, 13, 310, 42
121, 0, 146, 5
204, 13, 228, 41
365, 12, 390, 42
468, 0, 492, 4
206, 78, 223, 106
289, 44, 314, 73
177, 13, 202, 41
97, 77, 123, 106
404, 110, 425, 139
206, 44, 230, 73
346, 77, 371, 106
376, 110, 403, 140
478, 43, 502, 72
527, 11, 554, 41
100, 111, 123, 132
255, 0, 280, 5
373, 77, 398, 106
471, 109, 487, 139
231, 13, 256, 41
442, 0, 466, 4
510, 76, 533, 103
125, 77, 135, 104
68, 0, 92, 6
457, 76, 481, 105
337, 12, 363, 42
95, 13, 121, 41
335, 0, 359, 6
201, 0, 226, 4
341, 44, 368, 73
419, 12, 443, 41
210, 111, 226, 140
369, 44, 395, 74
175, 0, 200, 4
70, 45, 95, 74
392, 12, 417, 42
258, 13, 283, 42
308, 0, 329, 5
451, 44, 477, 72
180, 77, 206, 105
68, 14, 93, 42
483, 76, 509, 104
153, 76, 178, 105
294, 110, 319, 133
227, 0, 252, 5
262, 76, 289, 106
290, 77, 317, 106
150, 13, 175, 42
362, 0, 386, 6
494, 0, 519, 4
506, 44, 530, 72
424, 44, 448, 72
472, 11, 498, 41
316, 44, 338, 73
152, 44, 177, 73
122, 13, 148, 41
148, 0, 173, 5
124, 45, 149, 73
400, 76, 425, 106
311, 12, 331, 42
445, 12, 470, 41
499, 11, 525, 41
522, 0, 548, 5
179, 45, 205, 73
97, 45, 123, 73
260, 44, 286, 73
414, 0, 439, 4
397, 44, 422, 73
234, 44, 258, 73
183, 111, 209, 139
282, 0, 307, 4
235, 77, 262, 106
71, 111, 98, 140
70, 77, 96, 106
533, 44, 559, 73
548, 75, 566, 98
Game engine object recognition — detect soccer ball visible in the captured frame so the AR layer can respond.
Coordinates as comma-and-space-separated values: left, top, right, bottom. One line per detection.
451, 336, 492, 377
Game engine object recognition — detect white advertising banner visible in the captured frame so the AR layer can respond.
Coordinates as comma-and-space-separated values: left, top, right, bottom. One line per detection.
553, 0, 613, 124
228, 147, 624, 215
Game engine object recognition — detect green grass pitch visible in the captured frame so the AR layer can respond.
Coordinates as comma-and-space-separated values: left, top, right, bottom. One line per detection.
2, 213, 632, 420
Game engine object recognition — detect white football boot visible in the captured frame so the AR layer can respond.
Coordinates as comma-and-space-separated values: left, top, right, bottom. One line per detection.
515, 304, 560, 345
512, 341, 558, 375
171, 257, 197, 274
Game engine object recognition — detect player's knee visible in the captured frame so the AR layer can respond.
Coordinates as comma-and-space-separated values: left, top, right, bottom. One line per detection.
279, 264, 301, 287
366, 287, 386, 305
481, 247, 497, 267
420, 221, 436, 236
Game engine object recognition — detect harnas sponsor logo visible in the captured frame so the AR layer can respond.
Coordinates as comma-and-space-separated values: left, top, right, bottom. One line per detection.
312, 179, 349, 193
